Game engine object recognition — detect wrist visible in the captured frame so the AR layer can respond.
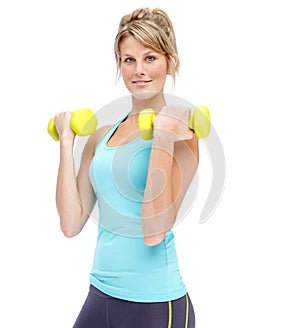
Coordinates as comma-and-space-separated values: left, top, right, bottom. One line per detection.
60, 137, 75, 147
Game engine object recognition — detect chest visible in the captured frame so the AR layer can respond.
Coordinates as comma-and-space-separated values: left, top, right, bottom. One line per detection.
91, 125, 153, 196
106, 120, 140, 148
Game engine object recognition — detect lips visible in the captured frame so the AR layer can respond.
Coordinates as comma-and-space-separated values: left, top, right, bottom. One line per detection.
132, 80, 152, 85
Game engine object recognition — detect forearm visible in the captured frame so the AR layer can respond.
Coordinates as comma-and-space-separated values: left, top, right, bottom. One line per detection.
141, 130, 176, 243
56, 139, 83, 237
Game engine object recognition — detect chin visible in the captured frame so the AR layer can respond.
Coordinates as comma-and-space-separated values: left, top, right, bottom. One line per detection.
131, 90, 162, 100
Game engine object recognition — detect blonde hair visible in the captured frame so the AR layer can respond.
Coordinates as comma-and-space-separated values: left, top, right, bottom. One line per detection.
114, 8, 180, 84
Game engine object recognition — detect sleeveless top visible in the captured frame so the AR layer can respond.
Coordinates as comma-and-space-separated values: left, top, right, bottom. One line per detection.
88, 117, 187, 302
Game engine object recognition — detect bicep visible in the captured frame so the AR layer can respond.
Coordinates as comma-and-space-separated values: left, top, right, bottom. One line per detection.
76, 137, 97, 223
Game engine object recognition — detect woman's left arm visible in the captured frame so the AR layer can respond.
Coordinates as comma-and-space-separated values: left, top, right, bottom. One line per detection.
141, 106, 199, 246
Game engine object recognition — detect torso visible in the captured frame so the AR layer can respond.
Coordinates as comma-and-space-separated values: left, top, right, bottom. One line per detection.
88, 118, 187, 302
90, 113, 199, 212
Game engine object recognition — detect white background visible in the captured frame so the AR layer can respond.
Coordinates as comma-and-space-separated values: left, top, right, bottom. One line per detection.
1, 0, 299, 327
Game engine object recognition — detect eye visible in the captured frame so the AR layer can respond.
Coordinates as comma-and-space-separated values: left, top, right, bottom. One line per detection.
146, 56, 155, 62
124, 57, 135, 63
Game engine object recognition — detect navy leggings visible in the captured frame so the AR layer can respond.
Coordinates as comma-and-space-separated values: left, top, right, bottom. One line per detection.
73, 285, 195, 328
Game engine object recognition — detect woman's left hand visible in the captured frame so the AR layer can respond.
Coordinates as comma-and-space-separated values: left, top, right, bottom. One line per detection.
153, 105, 194, 141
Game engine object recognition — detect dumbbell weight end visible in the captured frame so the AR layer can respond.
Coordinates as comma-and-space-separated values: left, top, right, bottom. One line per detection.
137, 108, 156, 140
47, 117, 60, 141
189, 106, 211, 139
70, 108, 98, 136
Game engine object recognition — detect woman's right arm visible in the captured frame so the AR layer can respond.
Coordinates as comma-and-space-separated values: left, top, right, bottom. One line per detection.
54, 111, 108, 237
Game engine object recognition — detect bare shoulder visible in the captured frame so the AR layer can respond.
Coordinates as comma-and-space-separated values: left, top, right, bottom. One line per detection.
83, 124, 113, 156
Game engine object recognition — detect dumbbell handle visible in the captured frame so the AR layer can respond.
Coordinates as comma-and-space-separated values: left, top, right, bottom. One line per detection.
47, 108, 97, 141
138, 106, 211, 140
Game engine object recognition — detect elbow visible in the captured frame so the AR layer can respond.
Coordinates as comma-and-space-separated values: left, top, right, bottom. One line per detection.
57, 206, 87, 238
60, 216, 82, 238
144, 232, 167, 246
61, 225, 80, 238
141, 207, 176, 246
61, 228, 79, 238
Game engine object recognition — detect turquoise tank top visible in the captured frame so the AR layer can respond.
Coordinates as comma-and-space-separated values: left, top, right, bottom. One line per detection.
89, 117, 187, 302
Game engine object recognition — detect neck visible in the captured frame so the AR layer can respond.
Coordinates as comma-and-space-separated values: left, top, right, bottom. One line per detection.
130, 91, 167, 117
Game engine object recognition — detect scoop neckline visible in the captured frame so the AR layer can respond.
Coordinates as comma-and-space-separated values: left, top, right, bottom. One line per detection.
103, 114, 152, 149
104, 135, 146, 150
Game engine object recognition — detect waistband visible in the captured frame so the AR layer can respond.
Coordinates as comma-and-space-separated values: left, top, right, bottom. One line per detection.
89, 284, 189, 304
89, 284, 114, 299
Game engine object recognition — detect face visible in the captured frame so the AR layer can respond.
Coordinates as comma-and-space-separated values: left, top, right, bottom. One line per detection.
119, 36, 169, 95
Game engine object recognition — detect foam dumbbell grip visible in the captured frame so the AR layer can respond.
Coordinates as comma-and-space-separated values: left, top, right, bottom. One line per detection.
138, 106, 211, 140
47, 108, 98, 141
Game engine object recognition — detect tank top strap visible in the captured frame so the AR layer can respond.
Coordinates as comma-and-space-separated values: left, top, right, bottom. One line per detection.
96, 114, 129, 151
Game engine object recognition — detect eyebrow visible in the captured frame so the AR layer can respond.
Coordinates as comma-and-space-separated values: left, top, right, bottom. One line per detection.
120, 50, 158, 57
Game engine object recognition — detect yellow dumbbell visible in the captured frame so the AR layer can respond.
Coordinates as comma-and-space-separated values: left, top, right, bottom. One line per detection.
47, 108, 98, 141
138, 106, 211, 140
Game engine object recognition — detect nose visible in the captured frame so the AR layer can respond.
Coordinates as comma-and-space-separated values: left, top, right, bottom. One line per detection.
135, 60, 145, 76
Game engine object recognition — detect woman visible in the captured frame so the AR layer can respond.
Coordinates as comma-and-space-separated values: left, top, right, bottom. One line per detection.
54, 7, 198, 328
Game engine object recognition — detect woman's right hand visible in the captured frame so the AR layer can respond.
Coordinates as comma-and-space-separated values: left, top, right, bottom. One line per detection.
54, 111, 76, 141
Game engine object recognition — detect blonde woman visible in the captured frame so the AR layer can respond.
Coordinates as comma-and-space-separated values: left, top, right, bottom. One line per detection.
55, 7, 197, 328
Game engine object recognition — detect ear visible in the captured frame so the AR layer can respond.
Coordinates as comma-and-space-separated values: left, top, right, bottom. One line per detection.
167, 54, 178, 75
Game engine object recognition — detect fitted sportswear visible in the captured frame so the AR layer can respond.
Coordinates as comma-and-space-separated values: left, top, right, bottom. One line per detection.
73, 284, 195, 328
88, 116, 187, 302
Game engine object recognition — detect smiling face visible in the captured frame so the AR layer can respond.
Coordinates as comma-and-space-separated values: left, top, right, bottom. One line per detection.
119, 36, 169, 95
